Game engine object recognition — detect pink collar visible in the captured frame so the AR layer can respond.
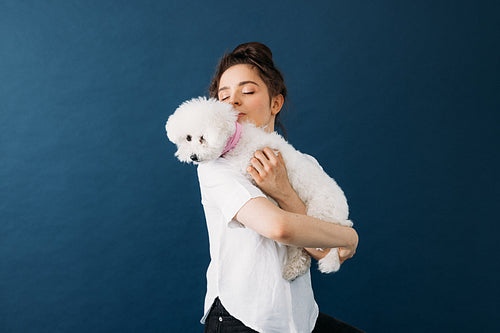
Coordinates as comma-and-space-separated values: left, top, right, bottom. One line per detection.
220, 121, 242, 156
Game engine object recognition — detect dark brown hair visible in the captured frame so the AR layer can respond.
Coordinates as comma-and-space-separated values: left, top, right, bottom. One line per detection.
208, 42, 288, 136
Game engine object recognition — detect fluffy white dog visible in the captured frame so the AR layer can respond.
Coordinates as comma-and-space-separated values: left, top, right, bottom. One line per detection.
165, 97, 353, 281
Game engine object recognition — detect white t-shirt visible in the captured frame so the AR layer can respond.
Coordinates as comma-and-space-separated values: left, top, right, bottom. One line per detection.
197, 157, 319, 333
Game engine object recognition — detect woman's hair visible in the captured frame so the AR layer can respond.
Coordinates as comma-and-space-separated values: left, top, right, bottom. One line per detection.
208, 42, 288, 136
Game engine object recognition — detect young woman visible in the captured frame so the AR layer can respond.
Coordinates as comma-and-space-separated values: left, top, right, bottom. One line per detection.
198, 42, 363, 332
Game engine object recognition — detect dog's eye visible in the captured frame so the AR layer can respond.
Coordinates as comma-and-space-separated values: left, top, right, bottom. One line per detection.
199, 136, 205, 144
186, 135, 191, 141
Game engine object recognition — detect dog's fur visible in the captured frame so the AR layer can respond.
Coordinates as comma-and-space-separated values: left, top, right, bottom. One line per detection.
165, 97, 353, 281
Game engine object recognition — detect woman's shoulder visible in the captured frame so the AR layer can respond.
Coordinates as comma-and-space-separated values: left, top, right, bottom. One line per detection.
197, 158, 266, 212
197, 158, 235, 178
197, 158, 250, 187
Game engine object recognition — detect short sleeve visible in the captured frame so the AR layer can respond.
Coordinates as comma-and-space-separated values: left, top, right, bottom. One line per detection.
197, 159, 267, 228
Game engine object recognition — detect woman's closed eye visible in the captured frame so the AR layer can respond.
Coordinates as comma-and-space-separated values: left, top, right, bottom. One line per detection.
220, 92, 253, 100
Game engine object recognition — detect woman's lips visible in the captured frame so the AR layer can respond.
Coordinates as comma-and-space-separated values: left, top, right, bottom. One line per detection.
238, 113, 245, 118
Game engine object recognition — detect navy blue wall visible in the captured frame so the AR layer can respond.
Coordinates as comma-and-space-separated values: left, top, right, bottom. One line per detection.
1, 1, 498, 332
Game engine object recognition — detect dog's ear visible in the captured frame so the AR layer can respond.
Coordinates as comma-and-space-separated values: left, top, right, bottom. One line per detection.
165, 113, 181, 144
205, 99, 238, 143
213, 99, 238, 126
166, 97, 203, 144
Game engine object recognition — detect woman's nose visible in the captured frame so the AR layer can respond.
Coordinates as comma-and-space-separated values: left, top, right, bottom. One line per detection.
229, 95, 241, 106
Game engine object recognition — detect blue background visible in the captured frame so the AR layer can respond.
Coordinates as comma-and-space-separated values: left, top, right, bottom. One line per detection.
1, 1, 498, 332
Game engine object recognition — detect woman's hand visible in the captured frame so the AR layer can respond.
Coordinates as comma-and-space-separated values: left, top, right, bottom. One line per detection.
338, 245, 356, 264
306, 246, 356, 264
246, 147, 295, 204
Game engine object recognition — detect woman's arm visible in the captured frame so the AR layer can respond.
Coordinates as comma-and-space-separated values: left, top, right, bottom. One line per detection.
235, 197, 358, 254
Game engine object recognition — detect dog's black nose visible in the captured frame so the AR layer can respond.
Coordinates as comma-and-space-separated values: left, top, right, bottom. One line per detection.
190, 154, 198, 162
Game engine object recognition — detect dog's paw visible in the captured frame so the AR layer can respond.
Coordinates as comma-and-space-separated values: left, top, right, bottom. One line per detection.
282, 248, 311, 281
282, 267, 299, 282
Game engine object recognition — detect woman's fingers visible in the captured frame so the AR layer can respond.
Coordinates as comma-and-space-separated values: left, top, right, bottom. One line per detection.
338, 247, 346, 264
254, 150, 269, 167
262, 147, 279, 166
339, 251, 345, 263
247, 165, 263, 183
276, 151, 286, 167
338, 246, 355, 264
255, 148, 282, 170
249, 148, 293, 202
250, 155, 265, 175
253, 149, 273, 174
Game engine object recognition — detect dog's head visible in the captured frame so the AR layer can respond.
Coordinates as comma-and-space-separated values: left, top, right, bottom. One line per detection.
165, 97, 238, 164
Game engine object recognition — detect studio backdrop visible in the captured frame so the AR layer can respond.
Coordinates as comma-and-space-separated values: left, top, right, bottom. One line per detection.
1, 1, 498, 332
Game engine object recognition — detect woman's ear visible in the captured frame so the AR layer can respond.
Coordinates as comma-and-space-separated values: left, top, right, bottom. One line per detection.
271, 94, 284, 116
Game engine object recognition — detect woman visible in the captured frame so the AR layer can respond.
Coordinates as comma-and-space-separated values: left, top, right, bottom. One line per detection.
198, 42, 362, 332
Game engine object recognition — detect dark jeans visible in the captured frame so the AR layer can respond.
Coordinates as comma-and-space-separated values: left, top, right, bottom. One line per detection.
312, 312, 365, 333
204, 297, 365, 333
204, 297, 258, 333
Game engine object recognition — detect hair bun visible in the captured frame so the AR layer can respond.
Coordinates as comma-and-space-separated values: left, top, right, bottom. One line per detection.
232, 42, 273, 64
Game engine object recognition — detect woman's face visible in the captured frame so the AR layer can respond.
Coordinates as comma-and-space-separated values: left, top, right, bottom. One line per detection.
218, 64, 283, 132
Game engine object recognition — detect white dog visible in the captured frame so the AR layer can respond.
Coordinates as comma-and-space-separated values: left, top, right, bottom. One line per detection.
165, 97, 353, 281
